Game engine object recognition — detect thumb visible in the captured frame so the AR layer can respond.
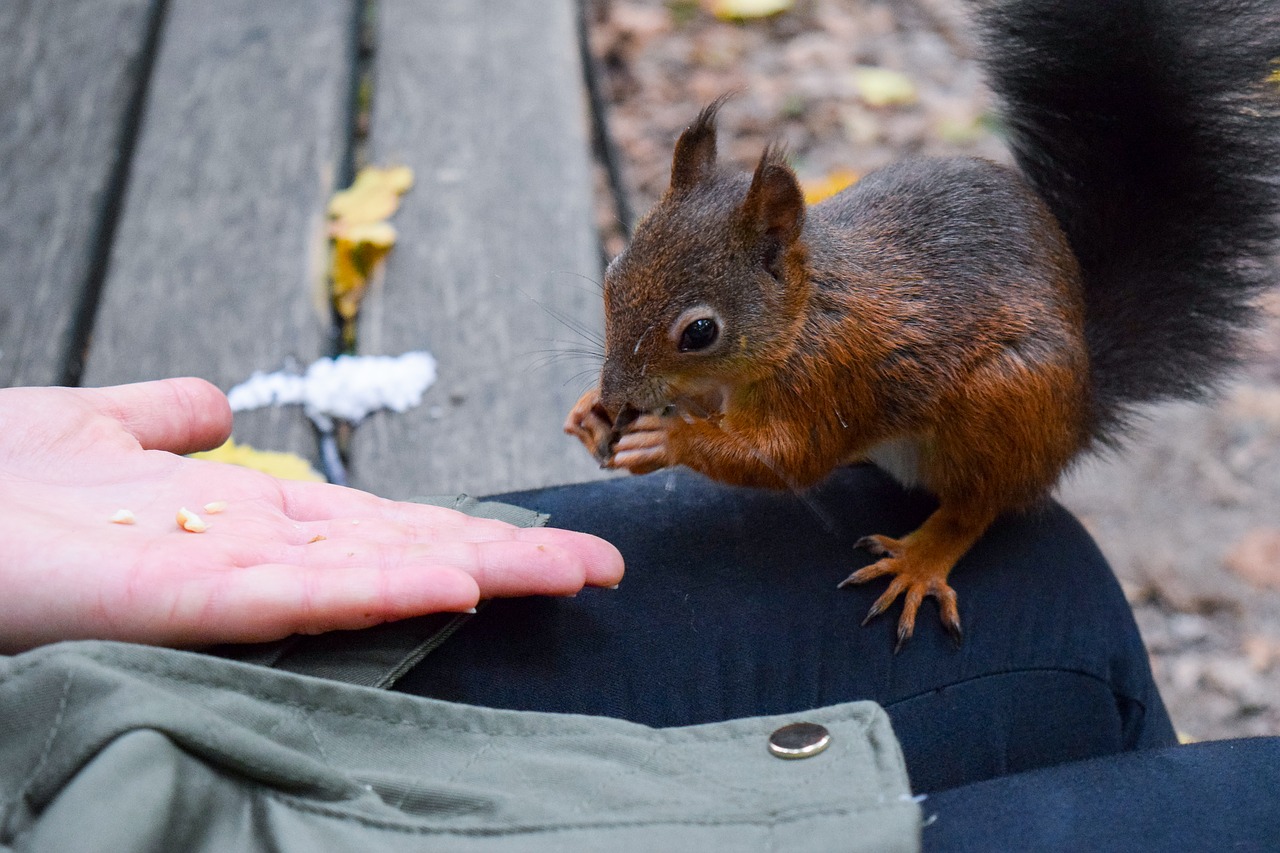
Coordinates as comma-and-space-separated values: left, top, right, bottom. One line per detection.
86, 378, 234, 454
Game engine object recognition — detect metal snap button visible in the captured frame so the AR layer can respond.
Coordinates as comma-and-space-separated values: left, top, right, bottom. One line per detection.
768, 722, 831, 759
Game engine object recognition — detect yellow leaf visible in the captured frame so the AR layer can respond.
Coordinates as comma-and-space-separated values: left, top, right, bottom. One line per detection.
332, 220, 398, 247
802, 169, 859, 205
851, 67, 918, 108
328, 166, 415, 226
936, 116, 987, 144
327, 166, 414, 346
709, 0, 792, 21
329, 224, 399, 320
190, 438, 325, 482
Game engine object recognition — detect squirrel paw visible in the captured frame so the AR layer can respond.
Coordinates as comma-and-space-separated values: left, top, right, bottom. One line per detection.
564, 388, 616, 463
840, 534, 964, 652
607, 412, 676, 475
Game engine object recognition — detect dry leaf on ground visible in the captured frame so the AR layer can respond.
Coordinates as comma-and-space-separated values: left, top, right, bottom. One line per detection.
190, 438, 325, 482
709, 0, 793, 22
328, 166, 415, 346
802, 168, 859, 204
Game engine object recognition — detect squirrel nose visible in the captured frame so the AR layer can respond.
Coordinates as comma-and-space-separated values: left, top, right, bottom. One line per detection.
599, 361, 630, 417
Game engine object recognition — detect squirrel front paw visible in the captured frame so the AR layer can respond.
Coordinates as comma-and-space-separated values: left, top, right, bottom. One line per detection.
565, 390, 679, 474
606, 411, 677, 475
564, 387, 616, 463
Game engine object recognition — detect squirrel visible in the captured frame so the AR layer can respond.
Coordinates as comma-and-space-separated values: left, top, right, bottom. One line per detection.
565, 0, 1280, 649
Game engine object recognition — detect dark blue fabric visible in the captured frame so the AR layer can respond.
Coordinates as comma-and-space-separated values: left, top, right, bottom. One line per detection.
923, 736, 1280, 852
396, 466, 1177, 794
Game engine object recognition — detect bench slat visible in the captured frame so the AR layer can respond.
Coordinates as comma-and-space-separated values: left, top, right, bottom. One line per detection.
80, 0, 359, 458
350, 0, 609, 498
0, 0, 159, 387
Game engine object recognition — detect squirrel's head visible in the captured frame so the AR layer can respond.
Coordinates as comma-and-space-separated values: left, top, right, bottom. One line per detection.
598, 100, 809, 422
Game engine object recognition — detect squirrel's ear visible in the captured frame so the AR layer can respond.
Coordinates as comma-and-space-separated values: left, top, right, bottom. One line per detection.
741, 146, 805, 271
669, 100, 725, 194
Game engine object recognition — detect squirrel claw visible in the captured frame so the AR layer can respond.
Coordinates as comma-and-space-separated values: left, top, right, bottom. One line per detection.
894, 622, 915, 655
841, 540, 963, 650
854, 534, 898, 558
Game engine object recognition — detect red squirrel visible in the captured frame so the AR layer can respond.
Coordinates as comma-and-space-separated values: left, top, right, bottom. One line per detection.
566, 0, 1280, 649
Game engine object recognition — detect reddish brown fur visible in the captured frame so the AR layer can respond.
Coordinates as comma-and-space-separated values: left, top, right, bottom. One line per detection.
564, 106, 1092, 644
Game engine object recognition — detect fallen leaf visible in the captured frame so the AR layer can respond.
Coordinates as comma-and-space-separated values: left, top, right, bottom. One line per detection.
331, 227, 396, 322
328, 166, 414, 225
708, 0, 792, 21
327, 166, 414, 346
850, 66, 918, 108
1223, 527, 1280, 589
190, 438, 325, 482
802, 169, 859, 205
936, 115, 992, 144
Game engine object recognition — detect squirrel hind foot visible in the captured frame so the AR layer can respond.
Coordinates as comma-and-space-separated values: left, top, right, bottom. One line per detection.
840, 534, 964, 652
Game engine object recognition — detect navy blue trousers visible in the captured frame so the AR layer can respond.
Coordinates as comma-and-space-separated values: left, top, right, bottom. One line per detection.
396, 467, 1279, 848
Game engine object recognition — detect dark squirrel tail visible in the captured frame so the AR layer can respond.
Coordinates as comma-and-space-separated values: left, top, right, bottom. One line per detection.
974, 0, 1280, 441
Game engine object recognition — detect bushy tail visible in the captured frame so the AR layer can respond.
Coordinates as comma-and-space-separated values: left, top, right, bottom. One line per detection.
974, 0, 1280, 441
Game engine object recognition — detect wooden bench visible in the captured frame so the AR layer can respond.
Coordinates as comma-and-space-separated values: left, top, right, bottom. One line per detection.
1, 0, 609, 498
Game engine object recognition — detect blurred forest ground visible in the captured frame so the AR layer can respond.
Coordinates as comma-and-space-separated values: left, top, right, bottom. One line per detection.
585, 0, 1280, 740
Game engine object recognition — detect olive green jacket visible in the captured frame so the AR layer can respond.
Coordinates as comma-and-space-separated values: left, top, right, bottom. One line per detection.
0, 640, 919, 852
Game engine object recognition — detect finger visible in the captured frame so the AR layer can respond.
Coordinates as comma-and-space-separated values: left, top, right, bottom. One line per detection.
269, 481, 625, 587
627, 413, 669, 431
614, 429, 666, 453
607, 450, 667, 475
289, 518, 625, 588
273, 479, 482, 525
515, 527, 624, 588
87, 378, 233, 454
862, 576, 907, 624
174, 562, 482, 643
295, 538, 601, 598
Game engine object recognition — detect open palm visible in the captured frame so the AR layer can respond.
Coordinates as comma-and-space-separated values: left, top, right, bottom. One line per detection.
0, 378, 622, 652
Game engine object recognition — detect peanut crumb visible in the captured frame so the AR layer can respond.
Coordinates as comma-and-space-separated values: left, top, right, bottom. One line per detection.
176, 507, 209, 533
308, 534, 327, 544
109, 509, 136, 525
203, 501, 228, 514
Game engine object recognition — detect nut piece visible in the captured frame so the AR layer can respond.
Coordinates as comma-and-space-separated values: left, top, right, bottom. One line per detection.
176, 507, 209, 533
109, 509, 137, 525
203, 501, 228, 514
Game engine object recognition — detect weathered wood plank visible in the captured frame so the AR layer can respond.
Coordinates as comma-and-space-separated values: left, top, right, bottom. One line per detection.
0, 0, 159, 387
81, 0, 359, 458
351, 0, 609, 498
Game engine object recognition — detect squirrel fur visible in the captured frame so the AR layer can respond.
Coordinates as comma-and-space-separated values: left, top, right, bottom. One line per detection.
566, 0, 1280, 648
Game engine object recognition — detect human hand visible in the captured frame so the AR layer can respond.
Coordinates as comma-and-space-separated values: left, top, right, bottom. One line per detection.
0, 378, 623, 652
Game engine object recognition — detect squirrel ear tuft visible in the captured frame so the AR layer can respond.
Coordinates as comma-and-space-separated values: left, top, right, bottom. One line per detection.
742, 145, 805, 249
669, 98, 729, 194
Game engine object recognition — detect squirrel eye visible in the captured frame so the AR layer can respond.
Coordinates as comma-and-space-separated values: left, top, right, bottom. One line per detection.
678, 317, 719, 352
